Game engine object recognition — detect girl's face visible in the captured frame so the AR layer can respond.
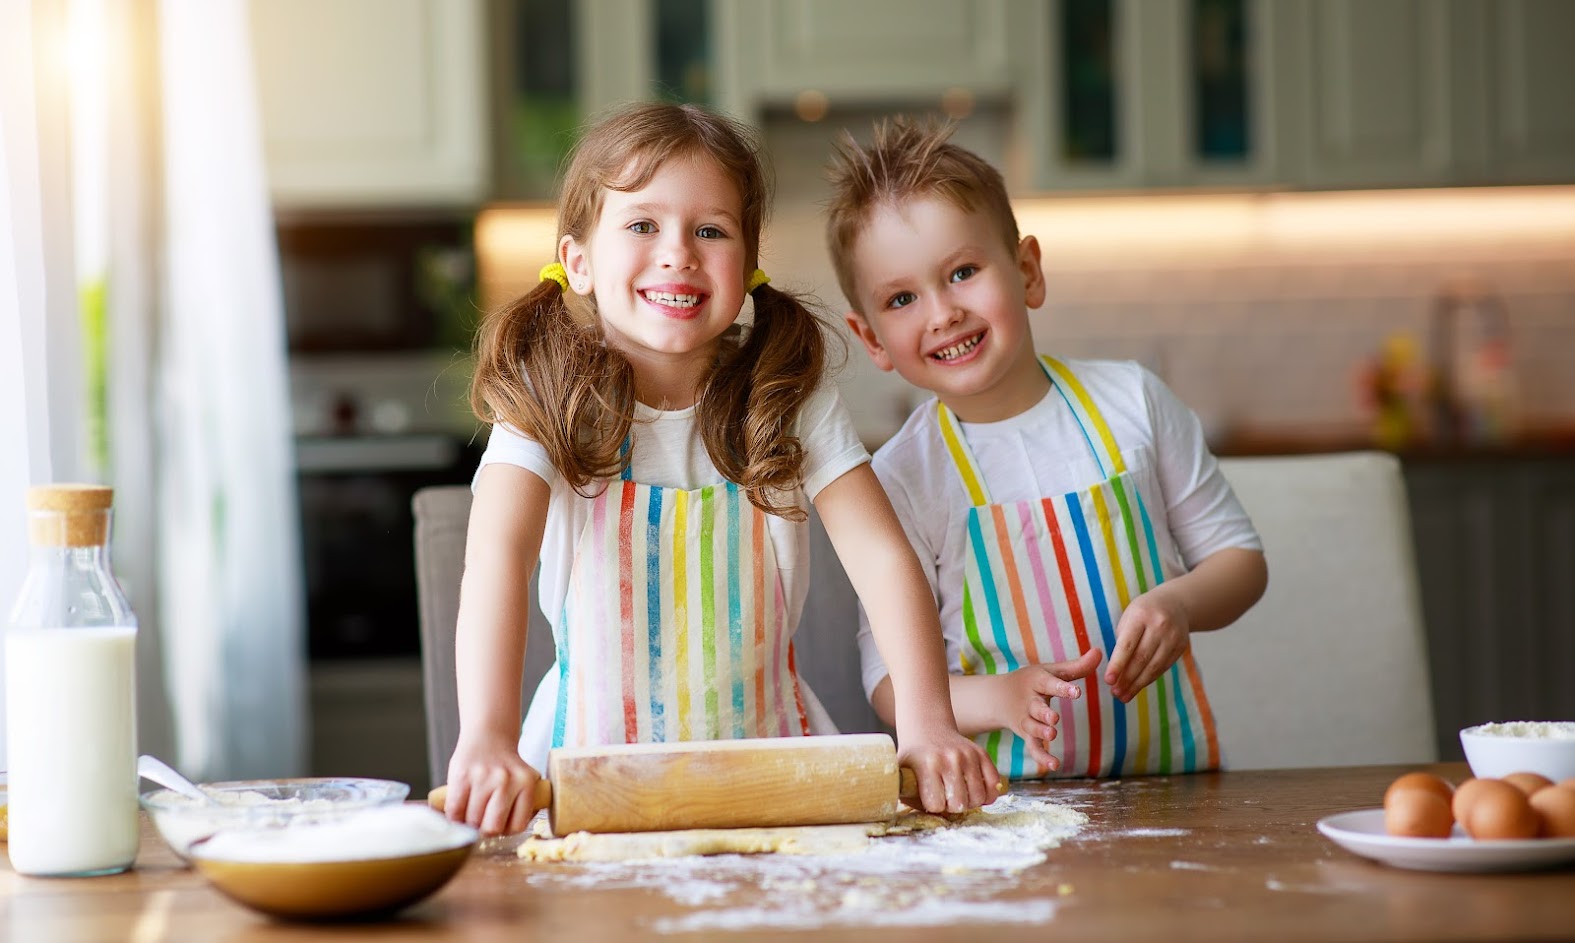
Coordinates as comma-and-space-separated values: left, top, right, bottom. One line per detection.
561, 154, 749, 402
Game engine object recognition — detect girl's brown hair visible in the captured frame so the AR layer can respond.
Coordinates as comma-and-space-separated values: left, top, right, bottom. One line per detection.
470, 102, 828, 520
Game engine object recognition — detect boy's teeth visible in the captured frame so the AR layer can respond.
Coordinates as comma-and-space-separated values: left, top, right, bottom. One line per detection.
933, 334, 982, 361
645, 290, 700, 308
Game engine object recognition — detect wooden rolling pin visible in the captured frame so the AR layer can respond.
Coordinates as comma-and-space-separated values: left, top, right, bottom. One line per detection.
428, 733, 920, 835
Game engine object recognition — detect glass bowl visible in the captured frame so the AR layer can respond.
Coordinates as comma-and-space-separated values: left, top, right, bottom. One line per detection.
140, 777, 409, 860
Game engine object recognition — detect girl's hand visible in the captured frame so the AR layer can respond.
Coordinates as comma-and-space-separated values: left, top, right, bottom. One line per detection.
444, 733, 542, 836
896, 728, 1001, 814
1105, 586, 1191, 702
989, 649, 1103, 770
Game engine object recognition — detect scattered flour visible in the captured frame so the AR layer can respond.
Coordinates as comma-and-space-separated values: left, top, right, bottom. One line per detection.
523, 794, 1087, 932
1468, 721, 1575, 740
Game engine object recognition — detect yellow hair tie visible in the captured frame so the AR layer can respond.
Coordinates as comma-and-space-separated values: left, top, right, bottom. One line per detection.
745, 269, 771, 294
539, 262, 570, 292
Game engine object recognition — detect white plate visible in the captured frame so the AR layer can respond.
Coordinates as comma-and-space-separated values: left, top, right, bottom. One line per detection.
1317, 809, 1575, 873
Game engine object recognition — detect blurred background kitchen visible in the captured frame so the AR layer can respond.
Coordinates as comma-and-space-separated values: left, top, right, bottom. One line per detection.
4, 0, 1574, 793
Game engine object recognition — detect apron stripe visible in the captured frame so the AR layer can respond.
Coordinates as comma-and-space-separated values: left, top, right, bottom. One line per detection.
700, 487, 718, 739
1170, 663, 1196, 770
938, 405, 990, 505
1110, 476, 1150, 595
1091, 487, 1147, 772
787, 642, 811, 735
617, 482, 638, 742
1065, 491, 1127, 777
753, 515, 768, 737
552, 598, 571, 749
985, 728, 1002, 770
990, 505, 1041, 665
1043, 356, 1126, 476
1154, 673, 1171, 773
673, 489, 690, 740
966, 512, 1020, 674
645, 487, 665, 740
776, 572, 791, 737
1181, 649, 1220, 768
960, 582, 996, 675
1137, 494, 1209, 769
1042, 498, 1101, 777
726, 485, 746, 738
1018, 501, 1074, 771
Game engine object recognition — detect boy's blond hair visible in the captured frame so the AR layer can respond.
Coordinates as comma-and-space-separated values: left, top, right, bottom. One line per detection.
824, 117, 1020, 312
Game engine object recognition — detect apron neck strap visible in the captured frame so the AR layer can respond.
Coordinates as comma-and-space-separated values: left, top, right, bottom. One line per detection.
936, 356, 1127, 507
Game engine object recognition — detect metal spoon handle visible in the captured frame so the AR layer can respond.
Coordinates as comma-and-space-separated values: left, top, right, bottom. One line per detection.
137, 754, 209, 803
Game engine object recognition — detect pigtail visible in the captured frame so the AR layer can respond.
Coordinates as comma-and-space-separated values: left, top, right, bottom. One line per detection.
470, 280, 634, 494
698, 283, 832, 521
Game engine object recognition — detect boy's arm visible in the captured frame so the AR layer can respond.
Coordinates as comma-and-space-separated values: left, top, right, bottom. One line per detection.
814, 464, 1001, 812
445, 462, 550, 836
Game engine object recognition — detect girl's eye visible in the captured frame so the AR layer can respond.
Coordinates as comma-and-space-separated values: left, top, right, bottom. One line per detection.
697, 225, 726, 239
950, 265, 978, 283
886, 291, 916, 310
628, 221, 656, 234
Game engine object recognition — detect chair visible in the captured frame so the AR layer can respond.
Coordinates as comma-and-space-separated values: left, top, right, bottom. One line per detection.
412, 486, 881, 788
412, 486, 557, 788
1192, 452, 1438, 769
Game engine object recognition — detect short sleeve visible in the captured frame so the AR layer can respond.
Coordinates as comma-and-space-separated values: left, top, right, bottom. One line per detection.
473, 422, 560, 491
1144, 369, 1262, 566
795, 383, 871, 500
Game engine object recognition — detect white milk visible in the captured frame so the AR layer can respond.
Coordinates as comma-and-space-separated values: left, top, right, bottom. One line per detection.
4, 626, 139, 876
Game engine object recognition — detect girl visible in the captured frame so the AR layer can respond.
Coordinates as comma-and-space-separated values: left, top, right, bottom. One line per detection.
445, 102, 1000, 836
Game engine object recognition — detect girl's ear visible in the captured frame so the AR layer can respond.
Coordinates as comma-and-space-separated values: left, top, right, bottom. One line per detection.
560, 234, 593, 296
844, 311, 895, 372
1018, 235, 1047, 310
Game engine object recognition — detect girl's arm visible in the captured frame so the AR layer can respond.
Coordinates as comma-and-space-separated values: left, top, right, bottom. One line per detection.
444, 462, 551, 836
814, 464, 1002, 812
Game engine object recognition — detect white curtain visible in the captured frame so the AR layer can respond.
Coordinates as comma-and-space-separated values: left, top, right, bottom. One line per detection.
152, 0, 305, 779
0, 0, 83, 767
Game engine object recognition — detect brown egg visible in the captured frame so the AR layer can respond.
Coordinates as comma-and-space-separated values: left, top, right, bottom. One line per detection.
1463, 780, 1538, 840
1384, 788, 1454, 838
1558, 778, 1575, 794
1501, 771, 1554, 797
1529, 786, 1575, 838
1385, 772, 1454, 807
1451, 778, 1493, 826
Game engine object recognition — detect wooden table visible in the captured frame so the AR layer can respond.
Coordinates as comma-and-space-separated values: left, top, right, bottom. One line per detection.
4, 763, 1571, 942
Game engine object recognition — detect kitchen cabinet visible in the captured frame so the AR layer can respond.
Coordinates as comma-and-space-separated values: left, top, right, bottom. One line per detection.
1404, 456, 1575, 761
1285, 0, 1575, 189
712, 0, 1014, 116
249, 0, 488, 209
1014, 0, 1290, 191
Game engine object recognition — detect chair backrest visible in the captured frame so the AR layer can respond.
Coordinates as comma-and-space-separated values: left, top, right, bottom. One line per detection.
1193, 452, 1437, 769
412, 485, 556, 787
411, 486, 881, 787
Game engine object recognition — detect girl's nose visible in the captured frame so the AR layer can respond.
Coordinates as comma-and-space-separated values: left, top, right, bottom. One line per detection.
657, 233, 699, 270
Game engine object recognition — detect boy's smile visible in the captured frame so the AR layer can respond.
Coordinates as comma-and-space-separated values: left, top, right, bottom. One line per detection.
845, 196, 1049, 423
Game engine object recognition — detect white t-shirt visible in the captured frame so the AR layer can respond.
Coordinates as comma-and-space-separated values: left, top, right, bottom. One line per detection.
477, 382, 870, 768
857, 358, 1262, 697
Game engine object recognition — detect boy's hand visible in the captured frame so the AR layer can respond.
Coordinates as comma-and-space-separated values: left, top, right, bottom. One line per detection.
989, 649, 1103, 770
896, 728, 1002, 814
1106, 586, 1191, 702
444, 733, 542, 836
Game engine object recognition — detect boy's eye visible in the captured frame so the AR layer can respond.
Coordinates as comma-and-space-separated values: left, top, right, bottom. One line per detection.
950, 265, 978, 283
697, 224, 726, 239
628, 221, 656, 234
886, 291, 917, 310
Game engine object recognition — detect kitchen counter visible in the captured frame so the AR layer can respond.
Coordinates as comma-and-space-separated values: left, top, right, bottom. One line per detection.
5, 763, 1571, 941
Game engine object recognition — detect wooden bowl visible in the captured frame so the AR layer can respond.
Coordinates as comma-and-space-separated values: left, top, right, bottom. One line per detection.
190, 836, 475, 920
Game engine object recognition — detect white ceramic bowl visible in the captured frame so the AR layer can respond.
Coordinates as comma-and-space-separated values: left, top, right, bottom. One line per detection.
1459, 722, 1575, 782
140, 777, 409, 860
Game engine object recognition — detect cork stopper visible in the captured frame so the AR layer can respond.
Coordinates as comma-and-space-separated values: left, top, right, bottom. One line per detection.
26, 484, 114, 547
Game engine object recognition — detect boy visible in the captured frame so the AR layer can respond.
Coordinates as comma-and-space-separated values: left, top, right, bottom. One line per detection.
825, 119, 1268, 779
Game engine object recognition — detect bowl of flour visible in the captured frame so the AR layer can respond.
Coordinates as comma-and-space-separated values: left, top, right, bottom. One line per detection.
140, 776, 409, 860
1460, 721, 1575, 782
189, 804, 477, 921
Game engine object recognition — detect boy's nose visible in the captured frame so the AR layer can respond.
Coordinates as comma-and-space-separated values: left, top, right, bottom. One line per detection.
926, 299, 966, 331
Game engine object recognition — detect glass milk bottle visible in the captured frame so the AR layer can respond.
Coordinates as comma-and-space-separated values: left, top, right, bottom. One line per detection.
5, 484, 139, 876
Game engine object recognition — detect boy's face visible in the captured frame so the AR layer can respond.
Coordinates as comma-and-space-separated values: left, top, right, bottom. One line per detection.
843, 196, 1048, 423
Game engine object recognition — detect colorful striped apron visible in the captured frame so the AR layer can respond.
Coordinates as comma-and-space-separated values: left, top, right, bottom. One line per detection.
550, 457, 811, 749
940, 356, 1220, 779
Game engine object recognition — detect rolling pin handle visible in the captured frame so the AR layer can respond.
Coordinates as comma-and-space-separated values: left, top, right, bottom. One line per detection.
898, 767, 918, 801
426, 778, 554, 832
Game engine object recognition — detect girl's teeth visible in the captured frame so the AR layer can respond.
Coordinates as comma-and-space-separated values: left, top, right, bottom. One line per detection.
933, 334, 982, 361
645, 291, 700, 308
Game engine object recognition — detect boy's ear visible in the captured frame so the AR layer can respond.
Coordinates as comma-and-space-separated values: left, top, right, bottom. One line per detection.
1018, 235, 1046, 310
844, 311, 895, 373
560, 235, 593, 296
